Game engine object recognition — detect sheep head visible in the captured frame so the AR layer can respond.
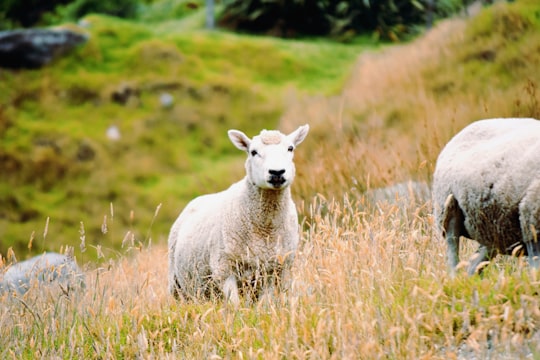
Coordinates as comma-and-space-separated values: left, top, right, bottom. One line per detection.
228, 125, 309, 190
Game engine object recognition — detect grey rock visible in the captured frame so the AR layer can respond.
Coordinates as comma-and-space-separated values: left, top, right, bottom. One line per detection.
0, 252, 85, 295
159, 92, 174, 108
0, 28, 88, 69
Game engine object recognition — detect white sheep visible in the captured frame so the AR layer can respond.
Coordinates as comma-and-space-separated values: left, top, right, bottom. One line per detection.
432, 118, 540, 276
168, 125, 309, 305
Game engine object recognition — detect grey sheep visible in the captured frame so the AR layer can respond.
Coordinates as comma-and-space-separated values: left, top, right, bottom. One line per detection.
433, 118, 540, 276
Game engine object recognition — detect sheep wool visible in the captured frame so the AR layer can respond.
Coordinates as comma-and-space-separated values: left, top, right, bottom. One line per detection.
168, 125, 309, 305
432, 118, 540, 276
260, 130, 282, 145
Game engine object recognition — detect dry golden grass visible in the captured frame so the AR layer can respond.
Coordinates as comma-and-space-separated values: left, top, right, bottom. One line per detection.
2, 195, 540, 358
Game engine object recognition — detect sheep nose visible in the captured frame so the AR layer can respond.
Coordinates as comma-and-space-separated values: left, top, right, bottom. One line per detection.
269, 169, 285, 176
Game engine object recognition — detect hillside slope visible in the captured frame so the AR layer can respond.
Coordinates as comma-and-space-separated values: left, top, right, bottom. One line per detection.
0, 15, 369, 257
281, 0, 540, 201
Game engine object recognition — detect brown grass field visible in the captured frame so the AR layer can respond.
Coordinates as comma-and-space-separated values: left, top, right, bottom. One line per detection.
2, 2, 540, 358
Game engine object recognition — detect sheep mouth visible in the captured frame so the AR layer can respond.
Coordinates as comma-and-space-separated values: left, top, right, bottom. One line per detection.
268, 176, 287, 188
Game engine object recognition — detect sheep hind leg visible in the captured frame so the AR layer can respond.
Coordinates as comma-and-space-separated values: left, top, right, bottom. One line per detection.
169, 275, 189, 300
525, 240, 540, 269
442, 194, 467, 277
519, 187, 540, 269
466, 245, 497, 276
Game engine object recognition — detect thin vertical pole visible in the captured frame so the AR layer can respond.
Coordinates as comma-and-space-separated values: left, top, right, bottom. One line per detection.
206, 0, 215, 29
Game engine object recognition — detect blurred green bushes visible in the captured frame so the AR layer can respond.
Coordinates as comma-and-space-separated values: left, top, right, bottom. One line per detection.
2, 0, 472, 40
0, 0, 135, 28
0, 0, 68, 28
219, 0, 471, 41
0, 0, 203, 29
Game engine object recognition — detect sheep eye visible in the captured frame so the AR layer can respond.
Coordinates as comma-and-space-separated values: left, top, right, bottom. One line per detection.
287, 146, 294, 152
250, 150, 258, 156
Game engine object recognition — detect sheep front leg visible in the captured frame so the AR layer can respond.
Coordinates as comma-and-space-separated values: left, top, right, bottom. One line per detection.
260, 270, 280, 303
211, 251, 240, 305
260, 262, 290, 305
275, 262, 291, 294
222, 275, 240, 306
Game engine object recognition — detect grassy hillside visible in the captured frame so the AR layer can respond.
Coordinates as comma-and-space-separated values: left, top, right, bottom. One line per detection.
2, 0, 540, 358
286, 0, 540, 202
0, 13, 374, 257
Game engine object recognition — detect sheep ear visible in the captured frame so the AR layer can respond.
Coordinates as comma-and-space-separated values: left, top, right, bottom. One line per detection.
228, 130, 251, 152
288, 124, 309, 146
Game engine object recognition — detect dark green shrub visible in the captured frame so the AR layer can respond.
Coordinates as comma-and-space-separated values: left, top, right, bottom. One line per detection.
138, 0, 204, 23
50, 0, 140, 23
0, 0, 70, 28
0, 0, 141, 29
219, 0, 469, 40
219, 0, 329, 37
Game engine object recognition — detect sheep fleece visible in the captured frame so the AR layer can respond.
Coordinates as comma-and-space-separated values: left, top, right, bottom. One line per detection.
168, 179, 299, 300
